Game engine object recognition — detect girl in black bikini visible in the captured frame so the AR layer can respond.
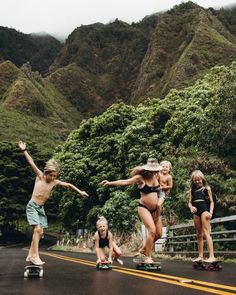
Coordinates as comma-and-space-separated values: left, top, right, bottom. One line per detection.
188, 170, 216, 263
94, 216, 123, 264
100, 158, 162, 263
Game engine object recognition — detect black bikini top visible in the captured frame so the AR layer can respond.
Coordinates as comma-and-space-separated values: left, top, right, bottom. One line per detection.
98, 230, 109, 248
191, 187, 207, 202
138, 183, 159, 194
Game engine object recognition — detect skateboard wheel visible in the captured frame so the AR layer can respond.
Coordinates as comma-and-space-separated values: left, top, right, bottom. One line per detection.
24, 270, 29, 278
39, 269, 44, 277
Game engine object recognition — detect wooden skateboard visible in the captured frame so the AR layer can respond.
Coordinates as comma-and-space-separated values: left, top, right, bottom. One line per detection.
133, 258, 161, 271
24, 265, 44, 278
192, 260, 222, 271
96, 261, 112, 270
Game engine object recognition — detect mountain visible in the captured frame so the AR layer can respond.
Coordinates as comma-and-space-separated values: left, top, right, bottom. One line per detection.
0, 60, 82, 151
49, 19, 154, 111
49, 2, 236, 108
0, 26, 62, 74
1, 2, 236, 152
131, 2, 236, 103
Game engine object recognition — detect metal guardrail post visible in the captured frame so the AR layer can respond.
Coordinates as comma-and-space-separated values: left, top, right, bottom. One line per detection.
168, 228, 174, 253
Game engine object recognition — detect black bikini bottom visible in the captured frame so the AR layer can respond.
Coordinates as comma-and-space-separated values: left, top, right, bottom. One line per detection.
138, 202, 157, 214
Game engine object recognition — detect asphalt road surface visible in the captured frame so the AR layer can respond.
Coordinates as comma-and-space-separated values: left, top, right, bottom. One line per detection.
0, 246, 236, 295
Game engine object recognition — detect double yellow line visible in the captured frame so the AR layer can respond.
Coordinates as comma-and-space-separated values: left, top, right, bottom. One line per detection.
40, 251, 236, 295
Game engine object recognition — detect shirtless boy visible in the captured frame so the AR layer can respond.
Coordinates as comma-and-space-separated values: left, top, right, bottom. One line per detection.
18, 141, 88, 265
157, 160, 173, 210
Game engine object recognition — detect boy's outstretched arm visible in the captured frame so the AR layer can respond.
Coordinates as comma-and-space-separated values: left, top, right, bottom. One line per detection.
56, 180, 89, 198
18, 141, 43, 178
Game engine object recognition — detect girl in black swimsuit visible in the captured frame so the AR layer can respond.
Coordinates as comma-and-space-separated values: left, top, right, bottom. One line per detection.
100, 158, 162, 264
94, 216, 123, 264
188, 170, 216, 263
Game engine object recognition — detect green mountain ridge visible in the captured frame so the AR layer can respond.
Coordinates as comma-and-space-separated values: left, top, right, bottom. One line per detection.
131, 3, 236, 102
0, 61, 82, 151
0, 2, 236, 152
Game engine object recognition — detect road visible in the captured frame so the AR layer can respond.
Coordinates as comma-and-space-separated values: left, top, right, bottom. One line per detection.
0, 246, 236, 295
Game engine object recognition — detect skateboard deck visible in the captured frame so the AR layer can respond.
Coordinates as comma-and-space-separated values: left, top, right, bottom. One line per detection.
96, 261, 112, 270
24, 265, 44, 278
192, 260, 222, 271
133, 258, 161, 271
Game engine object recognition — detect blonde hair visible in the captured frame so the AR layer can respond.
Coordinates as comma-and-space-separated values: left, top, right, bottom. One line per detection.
190, 170, 207, 188
160, 160, 172, 171
44, 159, 60, 175
96, 216, 108, 229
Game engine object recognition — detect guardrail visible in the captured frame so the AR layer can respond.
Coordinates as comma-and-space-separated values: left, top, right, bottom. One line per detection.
166, 215, 236, 253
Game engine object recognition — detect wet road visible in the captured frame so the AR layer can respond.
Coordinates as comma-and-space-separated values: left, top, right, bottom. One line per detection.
0, 246, 236, 295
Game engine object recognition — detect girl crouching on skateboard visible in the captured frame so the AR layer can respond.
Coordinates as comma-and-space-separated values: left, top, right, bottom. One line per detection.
18, 141, 88, 265
94, 216, 123, 265
188, 170, 216, 263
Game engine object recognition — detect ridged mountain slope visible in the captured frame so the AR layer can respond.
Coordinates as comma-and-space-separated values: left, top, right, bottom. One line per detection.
130, 2, 236, 103
0, 60, 82, 151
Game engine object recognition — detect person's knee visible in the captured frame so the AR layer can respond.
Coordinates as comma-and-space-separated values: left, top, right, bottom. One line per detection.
148, 228, 156, 240
34, 226, 43, 235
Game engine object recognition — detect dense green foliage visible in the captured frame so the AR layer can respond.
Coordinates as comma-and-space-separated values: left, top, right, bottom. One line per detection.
51, 19, 150, 109
54, 62, 236, 233
0, 61, 82, 152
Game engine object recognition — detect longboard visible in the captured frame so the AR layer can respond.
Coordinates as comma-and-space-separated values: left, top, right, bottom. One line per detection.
133, 258, 161, 271
192, 260, 222, 271
204, 260, 222, 271
24, 265, 44, 278
96, 261, 112, 270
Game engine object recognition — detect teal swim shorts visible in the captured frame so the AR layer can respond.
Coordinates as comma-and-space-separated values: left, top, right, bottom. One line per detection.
26, 199, 48, 228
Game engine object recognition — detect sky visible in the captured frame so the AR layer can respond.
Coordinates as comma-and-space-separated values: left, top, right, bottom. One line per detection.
1, 0, 236, 40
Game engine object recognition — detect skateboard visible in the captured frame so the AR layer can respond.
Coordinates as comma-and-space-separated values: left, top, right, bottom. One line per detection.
24, 265, 44, 278
96, 261, 112, 270
192, 260, 222, 271
133, 258, 161, 271
204, 260, 222, 271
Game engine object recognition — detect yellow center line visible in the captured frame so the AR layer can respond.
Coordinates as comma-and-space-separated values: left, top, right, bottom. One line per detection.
35, 251, 236, 295
112, 265, 236, 292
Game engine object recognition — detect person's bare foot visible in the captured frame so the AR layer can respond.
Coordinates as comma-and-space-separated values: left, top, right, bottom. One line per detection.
144, 257, 154, 264
134, 247, 146, 257
204, 258, 216, 263
116, 258, 123, 265
193, 256, 203, 262
30, 257, 45, 265
25, 256, 31, 262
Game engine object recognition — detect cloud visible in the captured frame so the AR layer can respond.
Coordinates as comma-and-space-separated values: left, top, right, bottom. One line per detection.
1, 0, 236, 39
